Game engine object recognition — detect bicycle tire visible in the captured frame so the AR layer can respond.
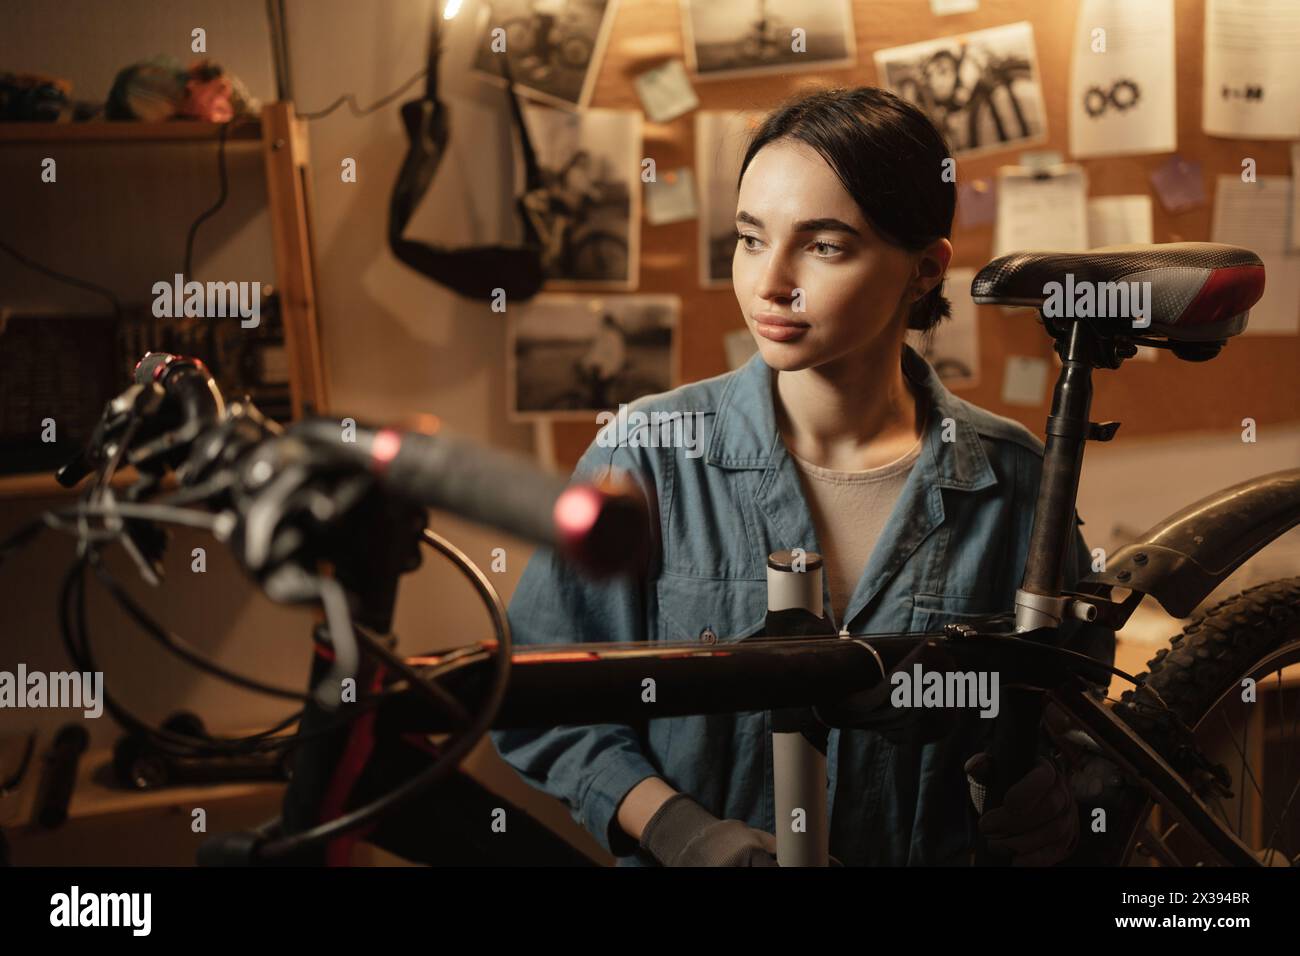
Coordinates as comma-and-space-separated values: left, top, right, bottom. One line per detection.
1102, 576, 1300, 865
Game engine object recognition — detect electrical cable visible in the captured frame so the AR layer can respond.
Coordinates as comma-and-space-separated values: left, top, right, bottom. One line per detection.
0, 237, 124, 320
296, 67, 429, 121
182, 120, 231, 282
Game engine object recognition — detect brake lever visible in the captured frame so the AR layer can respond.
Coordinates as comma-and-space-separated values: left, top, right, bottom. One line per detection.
55, 381, 165, 488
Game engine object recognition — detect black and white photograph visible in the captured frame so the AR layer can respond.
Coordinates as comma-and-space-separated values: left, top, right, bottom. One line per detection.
471, 0, 620, 109
680, 0, 856, 80
521, 103, 641, 288
695, 109, 762, 288
508, 294, 678, 420
906, 267, 980, 388
874, 21, 1047, 156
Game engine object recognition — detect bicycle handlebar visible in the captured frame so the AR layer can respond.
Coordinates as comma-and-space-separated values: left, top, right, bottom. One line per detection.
286, 418, 653, 579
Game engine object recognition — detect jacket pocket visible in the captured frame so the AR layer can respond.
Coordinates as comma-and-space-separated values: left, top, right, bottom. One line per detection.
908, 592, 1001, 633
656, 573, 767, 645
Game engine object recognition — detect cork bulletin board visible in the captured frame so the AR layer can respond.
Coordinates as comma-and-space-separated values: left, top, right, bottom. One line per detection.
546, 0, 1300, 469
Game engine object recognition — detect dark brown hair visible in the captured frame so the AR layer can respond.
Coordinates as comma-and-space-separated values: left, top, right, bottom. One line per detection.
736, 87, 956, 332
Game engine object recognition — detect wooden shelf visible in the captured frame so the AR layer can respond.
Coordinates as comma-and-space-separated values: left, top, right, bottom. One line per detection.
0, 467, 177, 499
0, 118, 262, 145
4, 743, 284, 829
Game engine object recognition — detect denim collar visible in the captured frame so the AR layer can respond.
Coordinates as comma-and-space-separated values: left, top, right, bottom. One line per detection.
705, 344, 998, 493
705, 345, 1000, 629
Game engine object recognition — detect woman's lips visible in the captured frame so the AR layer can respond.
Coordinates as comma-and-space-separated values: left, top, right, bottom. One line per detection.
753, 312, 810, 342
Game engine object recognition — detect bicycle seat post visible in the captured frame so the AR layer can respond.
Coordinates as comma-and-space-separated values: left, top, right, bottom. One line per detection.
1014, 319, 1103, 633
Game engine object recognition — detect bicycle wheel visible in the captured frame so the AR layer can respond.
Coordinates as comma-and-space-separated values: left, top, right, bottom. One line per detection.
1100, 577, 1300, 866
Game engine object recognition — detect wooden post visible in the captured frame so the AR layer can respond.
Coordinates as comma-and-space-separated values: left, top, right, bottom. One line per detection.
260, 101, 328, 418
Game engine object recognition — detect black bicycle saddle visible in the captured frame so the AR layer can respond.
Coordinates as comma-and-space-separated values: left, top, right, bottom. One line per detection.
971, 242, 1265, 342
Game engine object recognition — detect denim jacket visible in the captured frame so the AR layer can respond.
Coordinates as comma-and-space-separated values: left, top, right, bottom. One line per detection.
490, 345, 1113, 866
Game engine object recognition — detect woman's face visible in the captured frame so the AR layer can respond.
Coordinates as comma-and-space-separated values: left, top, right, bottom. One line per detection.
733, 139, 935, 374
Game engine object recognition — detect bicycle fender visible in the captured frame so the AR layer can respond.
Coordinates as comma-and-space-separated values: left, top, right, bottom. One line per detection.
1080, 468, 1300, 618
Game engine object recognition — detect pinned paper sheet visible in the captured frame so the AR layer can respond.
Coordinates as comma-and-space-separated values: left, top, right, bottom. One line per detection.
1149, 155, 1207, 213
724, 328, 758, 370
958, 179, 997, 229
1203, 0, 1300, 139
994, 165, 1089, 256
645, 167, 699, 225
1069, 0, 1176, 159
907, 267, 980, 387
1211, 175, 1300, 334
1002, 355, 1049, 406
1088, 195, 1153, 247
634, 59, 699, 124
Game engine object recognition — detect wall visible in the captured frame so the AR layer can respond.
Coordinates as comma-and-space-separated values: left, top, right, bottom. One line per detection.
0, 0, 1296, 866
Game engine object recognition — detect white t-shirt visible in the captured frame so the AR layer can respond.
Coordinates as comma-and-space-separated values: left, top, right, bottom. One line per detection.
788, 431, 924, 627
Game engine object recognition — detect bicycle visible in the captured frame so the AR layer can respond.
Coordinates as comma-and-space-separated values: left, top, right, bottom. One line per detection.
890, 46, 1036, 151
11, 242, 1299, 867
521, 185, 628, 282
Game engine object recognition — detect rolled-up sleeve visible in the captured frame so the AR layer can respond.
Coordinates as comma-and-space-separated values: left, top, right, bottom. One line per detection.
488, 435, 662, 858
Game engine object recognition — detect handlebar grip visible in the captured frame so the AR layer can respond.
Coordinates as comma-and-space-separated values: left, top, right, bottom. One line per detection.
366, 427, 654, 578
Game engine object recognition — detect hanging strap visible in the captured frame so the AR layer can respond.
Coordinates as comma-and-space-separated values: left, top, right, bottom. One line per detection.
387, 15, 544, 301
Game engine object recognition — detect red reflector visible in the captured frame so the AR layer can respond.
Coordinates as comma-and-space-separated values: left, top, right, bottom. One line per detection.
514, 651, 600, 663
1179, 265, 1265, 327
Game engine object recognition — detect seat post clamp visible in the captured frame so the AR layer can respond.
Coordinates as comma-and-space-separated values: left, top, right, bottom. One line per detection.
1046, 416, 1121, 442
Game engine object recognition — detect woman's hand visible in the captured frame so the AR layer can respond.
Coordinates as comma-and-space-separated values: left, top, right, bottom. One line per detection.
964, 753, 1079, 866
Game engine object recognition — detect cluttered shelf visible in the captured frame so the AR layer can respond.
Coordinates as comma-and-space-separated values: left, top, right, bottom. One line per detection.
0, 118, 262, 144
0, 97, 326, 500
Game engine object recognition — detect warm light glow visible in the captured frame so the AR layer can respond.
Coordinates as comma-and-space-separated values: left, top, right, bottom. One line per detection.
443, 0, 463, 20
554, 485, 601, 538
371, 429, 403, 469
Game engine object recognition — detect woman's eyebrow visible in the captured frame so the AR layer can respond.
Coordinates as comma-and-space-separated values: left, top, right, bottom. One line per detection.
735, 211, 861, 236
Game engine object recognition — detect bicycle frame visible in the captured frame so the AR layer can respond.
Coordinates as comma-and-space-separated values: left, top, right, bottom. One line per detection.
330, 619, 1261, 866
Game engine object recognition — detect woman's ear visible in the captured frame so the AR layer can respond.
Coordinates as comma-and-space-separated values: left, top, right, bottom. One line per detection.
911, 237, 954, 302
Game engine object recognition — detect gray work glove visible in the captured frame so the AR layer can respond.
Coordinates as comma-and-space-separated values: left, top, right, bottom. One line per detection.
639, 793, 779, 867
965, 753, 1079, 866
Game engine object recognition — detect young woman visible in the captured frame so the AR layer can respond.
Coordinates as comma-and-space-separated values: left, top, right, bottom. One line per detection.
491, 87, 1111, 867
